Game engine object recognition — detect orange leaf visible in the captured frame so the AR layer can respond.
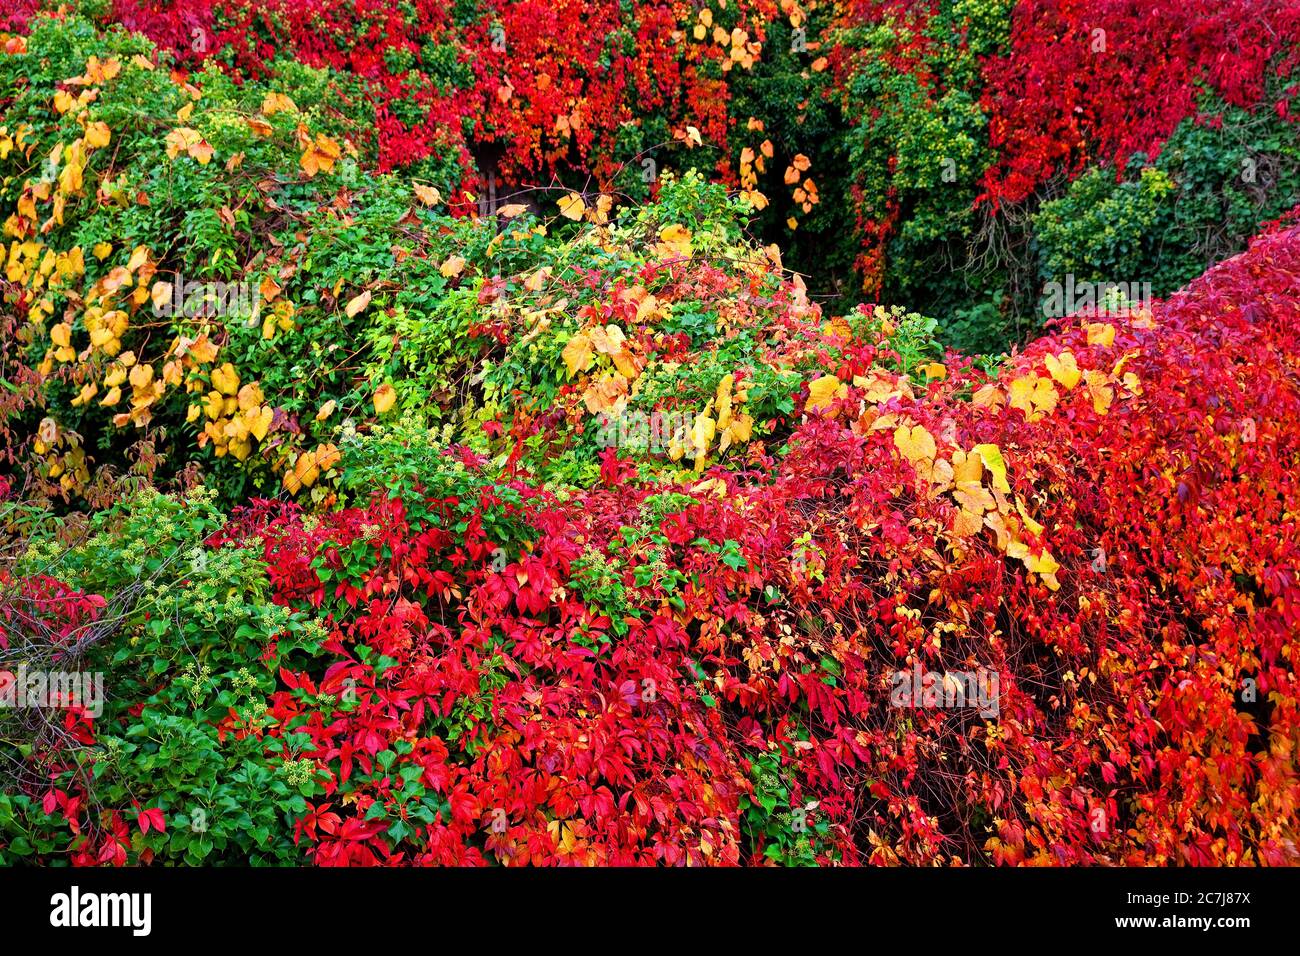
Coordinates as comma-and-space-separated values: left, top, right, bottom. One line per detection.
344, 290, 371, 318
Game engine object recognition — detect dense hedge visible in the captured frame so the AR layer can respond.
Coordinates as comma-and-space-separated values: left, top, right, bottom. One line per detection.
7, 219, 1298, 864
1, 5, 1298, 867
8, 0, 1298, 346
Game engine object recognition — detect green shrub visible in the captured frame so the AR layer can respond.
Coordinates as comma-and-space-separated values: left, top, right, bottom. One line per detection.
1, 486, 326, 864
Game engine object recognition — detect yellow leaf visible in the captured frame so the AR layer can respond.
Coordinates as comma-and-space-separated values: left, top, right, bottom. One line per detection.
237, 381, 264, 412
951, 449, 983, 484
1015, 497, 1045, 537
1008, 375, 1058, 420
589, 324, 627, 355
165, 127, 212, 164
1025, 549, 1062, 587
853, 369, 909, 405
951, 506, 984, 538
84, 121, 111, 149
288, 449, 321, 490
1086, 322, 1116, 347
211, 362, 239, 396
248, 405, 273, 442
259, 274, 282, 304
72, 382, 98, 406
299, 134, 341, 177
582, 372, 629, 415
373, 383, 397, 414
1084, 370, 1114, 415
98, 264, 131, 290
656, 224, 692, 257
823, 316, 852, 341
557, 193, 586, 220
128, 363, 153, 389
523, 268, 549, 292
690, 411, 717, 467
893, 424, 937, 463
188, 335, 218, 364
562, 332, 593, 377
203, 390, 224, 420
953, 479, 995, 513
929, 456, 955, 494
971, 444, 1011, 493
439, 256, 466, 279
715, 373, 734, 424
922, 362, 947, 381
805, 374, 846, 413
228, 437, 252, 462
1044, 351, 1081, 389
610, 350, 639, 380
316, 399, 336, 421
723, 413, 753, 449
316, 443, 341, 471
691, 477, 727, 499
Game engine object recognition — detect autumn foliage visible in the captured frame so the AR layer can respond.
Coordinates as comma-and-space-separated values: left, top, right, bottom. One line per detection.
1, 3, 1298, 867
194, 226, 1299, 866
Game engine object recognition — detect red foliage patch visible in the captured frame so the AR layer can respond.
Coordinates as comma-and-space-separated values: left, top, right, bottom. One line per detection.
203, 227, 1300, 865
979, 0, 1300, 206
